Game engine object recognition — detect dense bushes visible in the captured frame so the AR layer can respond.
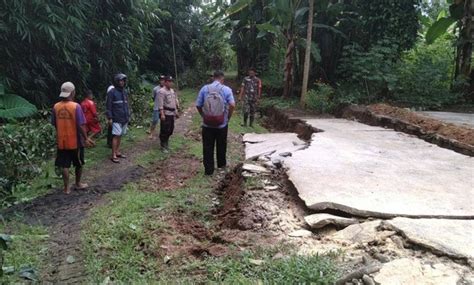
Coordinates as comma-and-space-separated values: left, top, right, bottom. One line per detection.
336, 36, 460, 109
0, 120, 55, 203
394, 38, 461, 108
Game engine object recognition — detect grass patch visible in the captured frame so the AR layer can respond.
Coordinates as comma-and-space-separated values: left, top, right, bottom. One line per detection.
179, 88, 199, 109
82, 172, 215, 283
0, 221, 48, 283
135, 134, 187, 166
260, 96, 299, 111
205, 248, 340, 284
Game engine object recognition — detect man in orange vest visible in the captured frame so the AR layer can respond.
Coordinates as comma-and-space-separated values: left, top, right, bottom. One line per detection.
52, 82, 94, 194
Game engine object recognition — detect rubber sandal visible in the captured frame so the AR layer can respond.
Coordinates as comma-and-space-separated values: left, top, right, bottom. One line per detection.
117, 154, 127, 158
111, 158, 120, 163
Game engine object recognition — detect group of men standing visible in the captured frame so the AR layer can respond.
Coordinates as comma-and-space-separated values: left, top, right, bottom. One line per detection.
51, 68, 262, 193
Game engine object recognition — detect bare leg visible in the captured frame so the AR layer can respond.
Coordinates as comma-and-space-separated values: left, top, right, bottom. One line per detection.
116, 136, 122, 156
75, 166, 82, 185
75, 166, 88, 189
148, 124, 156, 139
62, 168, 70, 194
112, 136, 119, 158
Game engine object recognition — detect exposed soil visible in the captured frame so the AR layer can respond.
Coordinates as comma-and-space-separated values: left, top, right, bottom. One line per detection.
140, 155, 200, 192
336, 103, 474, 156
369, 103, 474, 145
261, 106, 321, 141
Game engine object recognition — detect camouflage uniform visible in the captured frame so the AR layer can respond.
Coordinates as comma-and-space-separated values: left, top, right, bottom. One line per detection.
241, 76, 261, 126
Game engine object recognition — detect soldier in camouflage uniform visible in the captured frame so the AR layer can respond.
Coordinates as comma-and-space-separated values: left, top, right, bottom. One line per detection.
239, 67, 262, 127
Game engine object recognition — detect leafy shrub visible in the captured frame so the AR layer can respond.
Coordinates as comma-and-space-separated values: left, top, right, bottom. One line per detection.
0, 83, 37, 120
128, 85, 153, 127
338, 39, 400, 102
394, 37, 461, 108
0, 120, 55, 203
306, 83, 335, 113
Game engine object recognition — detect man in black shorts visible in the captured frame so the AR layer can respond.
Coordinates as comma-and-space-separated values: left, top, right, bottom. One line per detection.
52, 82, 93, 194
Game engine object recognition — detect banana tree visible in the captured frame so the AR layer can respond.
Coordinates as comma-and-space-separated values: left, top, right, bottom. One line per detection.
226, 0, 305, 97
426, 0, 472, 84
0, 83, 37, 121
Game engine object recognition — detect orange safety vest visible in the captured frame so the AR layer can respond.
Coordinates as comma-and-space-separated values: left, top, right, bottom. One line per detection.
54, 101, 79, 150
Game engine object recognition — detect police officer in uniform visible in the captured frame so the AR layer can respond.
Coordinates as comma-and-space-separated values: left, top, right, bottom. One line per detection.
239, 67, 262, 127
158, 76, 179, 152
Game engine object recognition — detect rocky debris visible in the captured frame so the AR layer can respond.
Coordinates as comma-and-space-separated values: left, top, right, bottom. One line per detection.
242, 163, 270, 174
288, 229, 313, 237
243, 133, 307, 160
279, 152, 292, 157
271, 158, 282, 168
264, 185, 279, 191
335, 264, 382, 285
384, 218, 474, 263
304, 213, 359, 229
331, 221, 395, 245
373, 258, 460, 285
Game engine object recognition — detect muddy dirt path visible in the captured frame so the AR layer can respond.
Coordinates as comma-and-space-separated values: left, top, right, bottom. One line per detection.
3, 106, 196, 283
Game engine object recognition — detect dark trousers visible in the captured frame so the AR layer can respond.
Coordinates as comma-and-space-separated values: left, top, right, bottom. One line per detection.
202, 126, 228, 175
160, 115, 175, 147
107, 125, 113, 148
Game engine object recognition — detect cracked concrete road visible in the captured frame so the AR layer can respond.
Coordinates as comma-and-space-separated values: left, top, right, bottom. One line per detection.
418, 111, 474, 128
284, 119, 474, 218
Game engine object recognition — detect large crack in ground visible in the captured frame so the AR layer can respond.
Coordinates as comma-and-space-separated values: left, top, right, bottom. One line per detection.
231, 105, 474, 284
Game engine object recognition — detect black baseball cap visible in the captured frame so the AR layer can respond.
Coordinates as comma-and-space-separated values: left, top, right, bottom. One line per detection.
164, 76, 174, 81
159, 75, 166, 80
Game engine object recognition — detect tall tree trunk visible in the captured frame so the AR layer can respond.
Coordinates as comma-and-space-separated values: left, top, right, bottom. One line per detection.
455, 0, 473, 80
282, 34, 295, 98
300, 0, 314, 107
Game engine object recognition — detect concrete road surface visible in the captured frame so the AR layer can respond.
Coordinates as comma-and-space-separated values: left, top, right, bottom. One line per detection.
418, 111, 474, 128
280, 119, 474, 218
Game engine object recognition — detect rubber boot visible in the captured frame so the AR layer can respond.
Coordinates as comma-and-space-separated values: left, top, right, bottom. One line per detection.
243, 114, 248, 127
249, 115, 255, 127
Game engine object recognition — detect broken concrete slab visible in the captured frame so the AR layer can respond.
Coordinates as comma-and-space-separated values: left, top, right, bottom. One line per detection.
331, 221, 394, 244
304, 213, 358, 229
418, 111, 474, 128
242, 163, 270, 174
373, 258, 460, 285
285, 119, 474, 218
384, 218, 474, 262
243, 133, 307, 160
288, 229, 313, 237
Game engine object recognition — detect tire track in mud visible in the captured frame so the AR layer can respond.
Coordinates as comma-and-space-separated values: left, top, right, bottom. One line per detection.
2, 106, 195, 284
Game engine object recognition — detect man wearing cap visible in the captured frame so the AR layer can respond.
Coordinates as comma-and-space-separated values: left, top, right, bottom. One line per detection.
239, 67, 262, 127
52, 82, 94, 194
106, 73, 130, 163
158, 76, 179, 152
196, 70, 235, 175
147, 75, 165, 139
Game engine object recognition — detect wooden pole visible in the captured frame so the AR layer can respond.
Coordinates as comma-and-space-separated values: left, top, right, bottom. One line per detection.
170, 23, 179, 89
300, 0, 314, 108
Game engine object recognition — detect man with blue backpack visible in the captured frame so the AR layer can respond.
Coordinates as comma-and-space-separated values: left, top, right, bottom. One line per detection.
196, 70, 235, 176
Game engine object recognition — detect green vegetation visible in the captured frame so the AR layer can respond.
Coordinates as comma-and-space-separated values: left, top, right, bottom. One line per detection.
136, 135, 187, 166
206, 250, 340, 284
0, 221, 48, 283
2, 127, 146, 206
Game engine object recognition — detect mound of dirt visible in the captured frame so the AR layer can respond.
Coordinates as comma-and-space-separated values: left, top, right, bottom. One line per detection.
215, 165, 245, 229
368, 104, 474, 146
